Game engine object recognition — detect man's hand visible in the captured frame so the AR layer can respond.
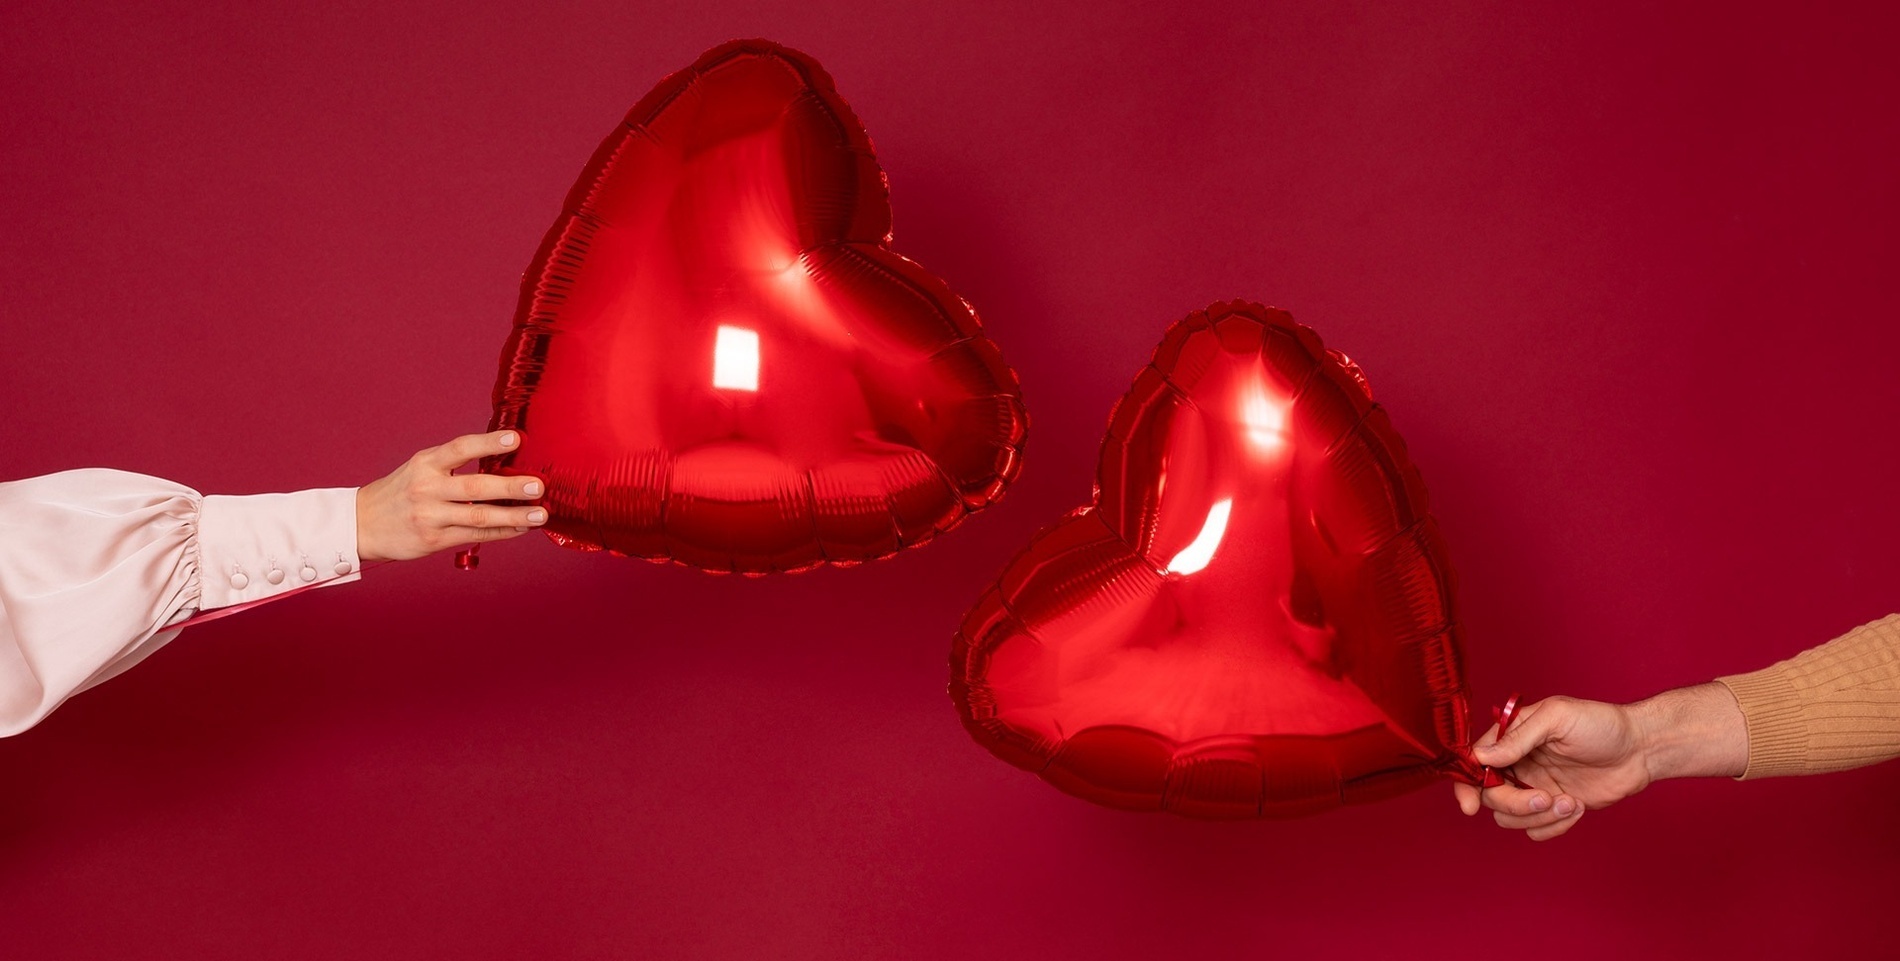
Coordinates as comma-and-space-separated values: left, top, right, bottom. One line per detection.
355, 431, 545, 562
1453, 684, 1748, 841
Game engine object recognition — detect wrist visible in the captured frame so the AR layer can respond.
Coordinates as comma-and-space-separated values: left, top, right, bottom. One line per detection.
1631, 683, 1749, 782
355, 487, 387, 562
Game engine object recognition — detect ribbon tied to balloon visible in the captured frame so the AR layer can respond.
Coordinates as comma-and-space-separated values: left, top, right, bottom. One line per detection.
464, 40, 1027, 573
952, 301, 1491, 818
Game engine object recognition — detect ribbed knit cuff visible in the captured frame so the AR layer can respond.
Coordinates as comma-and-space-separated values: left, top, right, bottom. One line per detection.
1716, 614, 1900, 780
1714, 668, 1808, 780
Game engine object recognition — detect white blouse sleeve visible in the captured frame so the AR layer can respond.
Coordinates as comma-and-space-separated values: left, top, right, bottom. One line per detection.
0, 468, 362, 736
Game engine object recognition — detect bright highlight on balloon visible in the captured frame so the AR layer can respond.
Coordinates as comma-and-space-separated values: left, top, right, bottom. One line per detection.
712, 324, 761, 392
1241, 378, 1286, 449
1166, 498, 1232, 575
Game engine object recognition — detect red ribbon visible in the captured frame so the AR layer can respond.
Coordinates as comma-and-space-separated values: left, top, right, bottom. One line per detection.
1444, 691, 1529, 789
1479, 692, 1528, 789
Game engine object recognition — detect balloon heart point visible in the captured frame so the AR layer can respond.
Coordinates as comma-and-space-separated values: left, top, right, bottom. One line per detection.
477, 40, 1027, 574
952, 301, 1472, 818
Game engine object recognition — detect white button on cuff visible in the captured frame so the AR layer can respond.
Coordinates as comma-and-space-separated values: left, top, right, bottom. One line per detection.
299, 566, 318, 582
334, 561, 352, 576
266, 567, 285, 585
231, 571, 250, 590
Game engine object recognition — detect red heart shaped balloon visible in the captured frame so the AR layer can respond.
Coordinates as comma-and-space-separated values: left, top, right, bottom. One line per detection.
473, 40, 1027, 573
951, 302, 1475, 818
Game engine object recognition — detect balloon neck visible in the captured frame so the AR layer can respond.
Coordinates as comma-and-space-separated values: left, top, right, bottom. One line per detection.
454, 545, 480, 570
1443, 747, 1506, 787
1443, 692, 1527, 788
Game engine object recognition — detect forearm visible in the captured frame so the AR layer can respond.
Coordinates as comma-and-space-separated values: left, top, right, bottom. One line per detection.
1630, 682, 1749, 782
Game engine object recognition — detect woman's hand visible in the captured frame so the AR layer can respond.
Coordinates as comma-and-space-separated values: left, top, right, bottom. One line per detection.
355, 430, 545, 562
1452, 684, 1748, 840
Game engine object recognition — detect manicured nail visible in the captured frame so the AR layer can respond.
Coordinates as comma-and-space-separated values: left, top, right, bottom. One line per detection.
528, 508, 547, 524
499, 432, 518, 447
1529, 794, 1550, 813
1554, 797, 1576, 817
523, 480, 544, 497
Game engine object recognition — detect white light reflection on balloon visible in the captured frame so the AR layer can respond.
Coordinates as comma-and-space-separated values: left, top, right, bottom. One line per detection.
1166, 498, 1232, 575
1240, 376, 1287, 450
712, 324, 761, 391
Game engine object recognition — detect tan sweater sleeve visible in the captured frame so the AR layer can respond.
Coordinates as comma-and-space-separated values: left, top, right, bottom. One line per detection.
1714, 613, 1900, 779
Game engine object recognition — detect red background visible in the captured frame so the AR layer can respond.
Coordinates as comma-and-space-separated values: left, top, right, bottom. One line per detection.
4, 2, 1898, 957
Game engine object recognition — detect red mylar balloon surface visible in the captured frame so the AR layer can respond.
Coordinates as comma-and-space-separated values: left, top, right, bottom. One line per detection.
951, 302, 1479, 818
471, 40, 1027, 573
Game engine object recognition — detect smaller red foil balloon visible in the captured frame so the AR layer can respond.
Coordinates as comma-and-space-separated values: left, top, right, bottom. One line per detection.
951, 302, 1474, 818
476, 40, 1026, 573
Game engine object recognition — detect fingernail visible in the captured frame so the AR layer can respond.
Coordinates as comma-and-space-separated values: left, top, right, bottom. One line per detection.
1529, 794, 1550, 813
528, 509, 547, 524
499, 432, 518, 447
523, 480, 544, 497
1554, 798, 1576, 817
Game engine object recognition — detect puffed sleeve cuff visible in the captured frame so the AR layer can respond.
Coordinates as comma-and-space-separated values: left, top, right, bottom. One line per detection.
195, 488, 362, 611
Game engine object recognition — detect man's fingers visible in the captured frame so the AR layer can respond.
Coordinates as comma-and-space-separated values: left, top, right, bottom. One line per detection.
1478, 783, 1553, 818
441, 472, 544, 503
419, 430, 520, 472
1453, 782, 1482, 816
1495, 795, 1583, 834
1526, 808, 1585, 841
1494, 798, 1574, 829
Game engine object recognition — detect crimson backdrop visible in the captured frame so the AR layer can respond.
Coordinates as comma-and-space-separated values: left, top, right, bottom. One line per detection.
4, 2, 1898, 957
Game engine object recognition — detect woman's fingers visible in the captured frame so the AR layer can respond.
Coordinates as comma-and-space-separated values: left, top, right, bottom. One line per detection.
419, 430, 520, 473
358, 430, 546, 562
436, 502, 547, 530
444, 525, 535, 546
440, 471, 543, 503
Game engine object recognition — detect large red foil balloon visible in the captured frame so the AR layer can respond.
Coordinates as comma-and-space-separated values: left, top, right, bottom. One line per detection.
951, 302, 1475, 818
475, 40, 1027, 573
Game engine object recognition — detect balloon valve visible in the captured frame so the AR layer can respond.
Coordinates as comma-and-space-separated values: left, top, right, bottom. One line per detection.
454, 546, 480, 571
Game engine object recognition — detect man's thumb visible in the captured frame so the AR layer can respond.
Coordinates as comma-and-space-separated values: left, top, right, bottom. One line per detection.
1474, 700, 1561, 767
